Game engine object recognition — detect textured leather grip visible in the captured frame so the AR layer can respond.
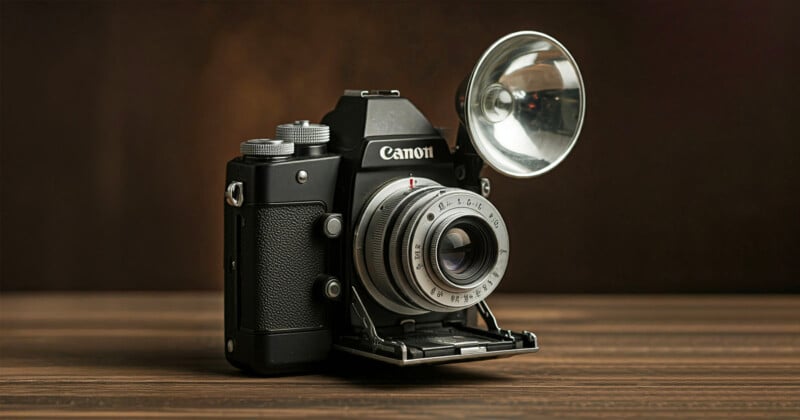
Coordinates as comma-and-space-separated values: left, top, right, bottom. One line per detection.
252, 203, 327, 332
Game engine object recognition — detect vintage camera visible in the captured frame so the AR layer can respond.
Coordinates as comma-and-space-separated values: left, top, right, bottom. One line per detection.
223, 31, 585, 374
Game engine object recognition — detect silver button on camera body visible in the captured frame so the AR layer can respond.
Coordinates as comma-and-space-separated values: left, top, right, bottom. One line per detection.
324, 278, 342, 300
321, 213, 343, 238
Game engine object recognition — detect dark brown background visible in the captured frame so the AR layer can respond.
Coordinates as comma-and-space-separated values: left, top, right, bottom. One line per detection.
1, 0, 798, 292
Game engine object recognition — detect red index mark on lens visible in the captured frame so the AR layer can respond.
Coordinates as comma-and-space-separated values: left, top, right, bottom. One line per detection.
409, 177, 416, 189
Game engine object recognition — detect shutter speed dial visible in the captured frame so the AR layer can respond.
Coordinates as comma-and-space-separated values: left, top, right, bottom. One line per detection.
277, 120, 330, 145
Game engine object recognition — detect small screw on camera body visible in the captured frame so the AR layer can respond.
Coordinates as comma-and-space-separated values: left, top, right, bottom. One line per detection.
316, 275, 342, 301
324, 278, 342, 300
455, 165, 467, 181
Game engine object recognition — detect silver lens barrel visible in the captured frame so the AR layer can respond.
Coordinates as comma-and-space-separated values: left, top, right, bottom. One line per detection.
354, 178, 509, 314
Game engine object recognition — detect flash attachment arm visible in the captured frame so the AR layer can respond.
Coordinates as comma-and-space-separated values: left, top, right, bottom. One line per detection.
454, 124, 484, 194
454, 77, 485, 194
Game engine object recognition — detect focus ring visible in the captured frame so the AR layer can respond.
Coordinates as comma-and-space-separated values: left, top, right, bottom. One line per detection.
395, 189, 454, 311
363, 189, 418, 309
386, 188, 446, 310
352, 177, 439, 316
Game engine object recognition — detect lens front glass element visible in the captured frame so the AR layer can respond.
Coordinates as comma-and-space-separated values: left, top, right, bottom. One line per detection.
436, 218, 497, 286
439, 227, 472, 273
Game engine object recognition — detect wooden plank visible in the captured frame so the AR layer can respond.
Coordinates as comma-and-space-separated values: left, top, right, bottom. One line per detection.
1, 293, 799, 417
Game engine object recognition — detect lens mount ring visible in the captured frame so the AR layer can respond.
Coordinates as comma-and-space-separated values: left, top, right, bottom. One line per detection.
400, 190, 509, 311
353, 177, 440, 316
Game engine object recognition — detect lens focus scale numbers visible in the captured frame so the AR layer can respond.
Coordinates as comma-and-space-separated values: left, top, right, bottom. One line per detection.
489, 212, 501, 229
405, 190, 509, 309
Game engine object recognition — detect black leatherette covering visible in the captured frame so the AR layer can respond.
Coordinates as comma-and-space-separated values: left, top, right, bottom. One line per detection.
253, 203, 326, 332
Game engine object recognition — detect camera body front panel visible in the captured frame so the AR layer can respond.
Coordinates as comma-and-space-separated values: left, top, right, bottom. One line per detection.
322, 93, 461, 329
224, 152, 340, 374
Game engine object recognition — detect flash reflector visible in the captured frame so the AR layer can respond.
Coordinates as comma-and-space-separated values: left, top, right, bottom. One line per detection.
463, 31, 585, 178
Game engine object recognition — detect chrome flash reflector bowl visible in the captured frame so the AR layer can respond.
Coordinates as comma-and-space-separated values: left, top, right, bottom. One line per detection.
464, 31, 586, 178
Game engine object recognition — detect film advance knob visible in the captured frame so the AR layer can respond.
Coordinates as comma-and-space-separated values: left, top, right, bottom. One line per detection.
240, 139, 295, 157
276, 120, 330, 145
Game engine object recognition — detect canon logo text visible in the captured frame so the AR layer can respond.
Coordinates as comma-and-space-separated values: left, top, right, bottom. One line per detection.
379, 146, 435, 161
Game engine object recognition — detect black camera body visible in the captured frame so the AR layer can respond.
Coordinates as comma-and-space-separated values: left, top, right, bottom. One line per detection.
224, 91, 537, 374
224, 31, 585, 375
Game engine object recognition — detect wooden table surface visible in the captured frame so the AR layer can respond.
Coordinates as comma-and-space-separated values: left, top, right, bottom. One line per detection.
1, 293, 798, 417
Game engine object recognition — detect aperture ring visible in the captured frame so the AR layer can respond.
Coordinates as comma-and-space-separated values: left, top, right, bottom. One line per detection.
389, 189, 450, 311
364, 185, 440, 313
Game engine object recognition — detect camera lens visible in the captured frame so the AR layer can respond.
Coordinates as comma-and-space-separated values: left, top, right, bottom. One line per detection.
435, 217, 497, 286
353, 177, 509, 314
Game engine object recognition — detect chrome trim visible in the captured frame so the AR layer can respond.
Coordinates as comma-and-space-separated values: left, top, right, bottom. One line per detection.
333, 344, 538, 366
344, 89, 401, 98
353, 177, 439, 316
339, 287, 538, 367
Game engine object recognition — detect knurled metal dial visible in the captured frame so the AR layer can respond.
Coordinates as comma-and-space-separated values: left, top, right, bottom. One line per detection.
240, 139, 294, 157
276, 120, 330, 145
